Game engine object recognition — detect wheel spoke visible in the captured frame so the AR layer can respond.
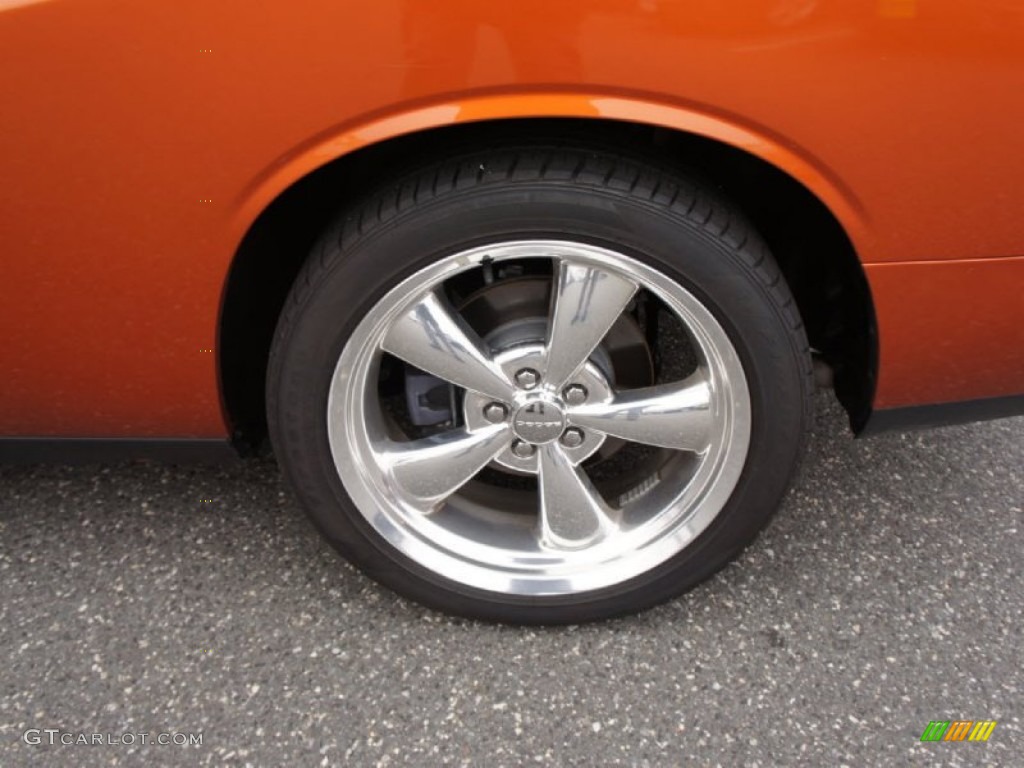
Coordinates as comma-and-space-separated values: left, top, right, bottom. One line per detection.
381, 291, 514, 401
382, 424, 511, 510
537, 443, 615, 549
543, 260, 638, 390
566, 371, 713, 452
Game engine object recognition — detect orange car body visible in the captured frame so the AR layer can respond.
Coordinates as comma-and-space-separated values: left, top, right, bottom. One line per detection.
1, 0, 1022, 444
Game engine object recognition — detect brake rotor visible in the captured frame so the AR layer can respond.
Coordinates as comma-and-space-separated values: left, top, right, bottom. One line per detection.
457, 276, 654, 389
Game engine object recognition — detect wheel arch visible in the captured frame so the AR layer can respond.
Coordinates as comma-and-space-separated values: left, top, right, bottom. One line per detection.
220, 98, 877, 449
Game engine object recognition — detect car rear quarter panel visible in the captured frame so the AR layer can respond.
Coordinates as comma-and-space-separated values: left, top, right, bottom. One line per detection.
0, 0, 1021, 436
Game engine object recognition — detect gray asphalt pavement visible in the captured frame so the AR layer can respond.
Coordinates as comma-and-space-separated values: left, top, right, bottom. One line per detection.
1, 393, 1021, 767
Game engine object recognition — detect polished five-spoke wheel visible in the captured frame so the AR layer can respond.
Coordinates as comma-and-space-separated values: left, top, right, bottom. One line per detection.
268, 147, 811, 623
328, 241, 750, 595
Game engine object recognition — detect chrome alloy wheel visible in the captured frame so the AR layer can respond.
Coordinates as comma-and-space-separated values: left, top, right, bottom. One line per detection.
327, 240, 751, 596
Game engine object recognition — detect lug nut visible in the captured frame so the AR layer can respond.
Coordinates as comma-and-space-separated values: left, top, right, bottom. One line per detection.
561, 427, 585, 448
562, 384, 588, 405
511, 440, 536, 459
482, 402, 508, 423
514, 368, 540, 390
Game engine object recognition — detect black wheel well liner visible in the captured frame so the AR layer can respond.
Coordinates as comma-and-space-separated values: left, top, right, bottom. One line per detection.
219, 118, 876, 451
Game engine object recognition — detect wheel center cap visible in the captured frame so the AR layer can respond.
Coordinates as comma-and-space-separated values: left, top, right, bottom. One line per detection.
511, 396, 566, 444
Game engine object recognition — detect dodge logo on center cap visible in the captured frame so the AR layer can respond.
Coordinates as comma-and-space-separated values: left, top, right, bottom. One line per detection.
512, 400, 566, 444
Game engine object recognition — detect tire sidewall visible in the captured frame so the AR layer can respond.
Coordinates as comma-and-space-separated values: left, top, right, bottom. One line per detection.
269, 179, 809, 623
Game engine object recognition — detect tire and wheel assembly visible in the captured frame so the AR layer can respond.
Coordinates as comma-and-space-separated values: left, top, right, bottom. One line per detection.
268, 146, 812, 623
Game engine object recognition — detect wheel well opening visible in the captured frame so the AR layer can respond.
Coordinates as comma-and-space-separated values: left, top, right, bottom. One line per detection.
220, 118, 876, 450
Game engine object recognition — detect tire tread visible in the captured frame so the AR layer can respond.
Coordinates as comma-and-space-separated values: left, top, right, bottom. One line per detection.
267, 144, 814, 623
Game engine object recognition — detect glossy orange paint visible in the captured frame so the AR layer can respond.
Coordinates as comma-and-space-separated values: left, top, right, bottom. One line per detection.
867, 257, 1024, 408
0, 0, 1022, 436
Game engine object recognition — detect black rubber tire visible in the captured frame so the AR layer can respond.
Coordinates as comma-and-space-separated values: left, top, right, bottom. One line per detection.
267, 146, 813, 624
